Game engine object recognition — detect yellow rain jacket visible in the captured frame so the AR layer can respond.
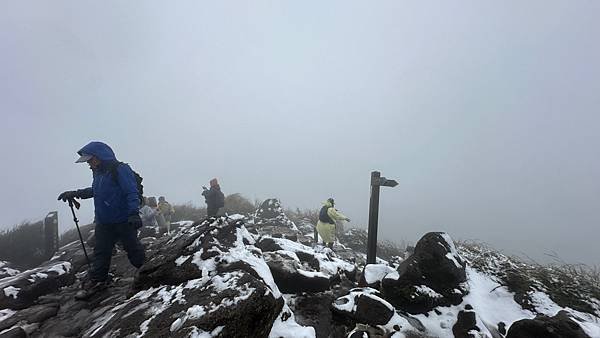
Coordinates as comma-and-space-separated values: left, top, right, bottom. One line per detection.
316, 199, 349, 245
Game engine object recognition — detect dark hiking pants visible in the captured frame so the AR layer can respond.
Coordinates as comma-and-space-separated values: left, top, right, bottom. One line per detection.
90, 222, 145, 282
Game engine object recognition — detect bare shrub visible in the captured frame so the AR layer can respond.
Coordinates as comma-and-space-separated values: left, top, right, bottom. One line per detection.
223, 193, 255, 215
172, 202, 206, 222
0, 221, 47, 268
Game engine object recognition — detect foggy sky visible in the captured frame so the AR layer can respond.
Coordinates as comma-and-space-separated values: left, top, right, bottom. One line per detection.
1, 1, 599, 265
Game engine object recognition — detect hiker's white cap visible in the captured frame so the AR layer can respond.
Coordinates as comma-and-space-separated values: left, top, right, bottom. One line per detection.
75, 153, 93, 163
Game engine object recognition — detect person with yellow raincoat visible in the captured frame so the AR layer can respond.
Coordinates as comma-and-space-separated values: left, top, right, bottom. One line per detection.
316, 198, 350, 249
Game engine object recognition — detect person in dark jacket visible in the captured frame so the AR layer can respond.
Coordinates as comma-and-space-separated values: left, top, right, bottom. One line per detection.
202, 178, 224, 217
58, 141, 145, 299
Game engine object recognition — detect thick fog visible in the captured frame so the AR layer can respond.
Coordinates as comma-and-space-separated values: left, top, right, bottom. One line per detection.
1, 1, 599, 265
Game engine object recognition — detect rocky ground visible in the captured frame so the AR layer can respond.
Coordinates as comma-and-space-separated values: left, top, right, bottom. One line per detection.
1, 199, 599, 337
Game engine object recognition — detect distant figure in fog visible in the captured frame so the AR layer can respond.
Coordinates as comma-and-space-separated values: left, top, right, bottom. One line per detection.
316, 198, 350, 249
157, 196, 174, 234
202, 178, 225, 217
139, 196, 159, 229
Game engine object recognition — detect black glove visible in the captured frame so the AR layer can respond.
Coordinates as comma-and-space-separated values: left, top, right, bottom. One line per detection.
128, 214, 143, 229
58, 190, 79, 202
346, 218, 351, 222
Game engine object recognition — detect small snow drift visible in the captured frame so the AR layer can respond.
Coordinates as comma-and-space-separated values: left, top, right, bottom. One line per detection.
381, 232, 467, 314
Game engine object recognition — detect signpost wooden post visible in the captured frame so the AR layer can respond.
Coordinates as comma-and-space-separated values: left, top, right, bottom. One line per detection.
367, 171, 398, 264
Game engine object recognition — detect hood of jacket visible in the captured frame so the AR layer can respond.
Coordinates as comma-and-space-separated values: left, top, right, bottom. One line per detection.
77, 141, 117, 162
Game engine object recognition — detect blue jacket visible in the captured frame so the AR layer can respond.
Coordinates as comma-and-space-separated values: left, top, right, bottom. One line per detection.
76, 142, 140, 225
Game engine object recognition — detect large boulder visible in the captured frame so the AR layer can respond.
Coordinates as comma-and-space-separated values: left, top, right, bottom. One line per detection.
506, 311, 591, 338
257, 236, 357, 293
333, 288, 394, 326
332, 288, 419, 336
381, 232, 467, 314
263, 251, 331, 293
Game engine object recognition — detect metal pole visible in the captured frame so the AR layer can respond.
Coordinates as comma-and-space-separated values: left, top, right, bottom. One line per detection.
68, 199, 91, 266
367, 171, 380, 264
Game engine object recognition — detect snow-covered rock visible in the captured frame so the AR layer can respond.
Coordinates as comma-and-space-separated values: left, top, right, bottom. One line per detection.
381, 232, 468, 314
254, 198, 298, 231
506, 310, 591, 338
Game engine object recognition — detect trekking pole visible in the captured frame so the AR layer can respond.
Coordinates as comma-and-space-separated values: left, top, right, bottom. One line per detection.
67, 198, 91, 266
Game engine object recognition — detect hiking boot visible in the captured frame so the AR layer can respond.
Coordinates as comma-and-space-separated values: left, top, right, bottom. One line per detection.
75, 280, 108, 300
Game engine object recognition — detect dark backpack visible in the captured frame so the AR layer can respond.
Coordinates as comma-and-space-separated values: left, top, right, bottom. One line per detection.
319, 205, 335, 224
109, 162, 144, 205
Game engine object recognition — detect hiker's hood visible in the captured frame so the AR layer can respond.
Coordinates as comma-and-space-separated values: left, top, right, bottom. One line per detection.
323, 199, 333, 208
77, 141, 117, 162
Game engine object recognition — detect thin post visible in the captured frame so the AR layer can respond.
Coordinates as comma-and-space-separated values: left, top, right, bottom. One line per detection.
68, 199, 91, 266
367, 171, 381, 264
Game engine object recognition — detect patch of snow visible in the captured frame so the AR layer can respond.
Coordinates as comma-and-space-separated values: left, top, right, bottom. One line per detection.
269, 302, 315, 338
3, 286, 20, 299
297, 269, 328, 279
0, 309, 16, 322
175, 255, 190, 266
414, 285, 443, 298
440, 232, 464, 268
0, 267, 20, 277
228, 214, 245, 220
364, 264, 396, 284
529, 291, 563, 315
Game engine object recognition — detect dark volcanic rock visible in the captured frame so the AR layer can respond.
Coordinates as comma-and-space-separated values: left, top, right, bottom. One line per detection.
506, 310, 591, 338
381, 232, 467, 314
290, 293, 346, 338
264, 252, 331, 293
256, 237, 285, 252
0, 260, 74, 310
82, 217, 287, 337
333, 288, 394, 327
0, 326, 26, 338
84, 271, 282, 338
452, 305, 480, 338
0, 304, 59, 332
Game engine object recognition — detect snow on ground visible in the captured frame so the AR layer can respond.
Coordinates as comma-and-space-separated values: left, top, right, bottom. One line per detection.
363, 264, 396, 284
407, 267, 600, 338
269, 302, 316, 338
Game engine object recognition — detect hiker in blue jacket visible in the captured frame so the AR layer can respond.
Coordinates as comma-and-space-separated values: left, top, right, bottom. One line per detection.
58, 141, 145, 299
